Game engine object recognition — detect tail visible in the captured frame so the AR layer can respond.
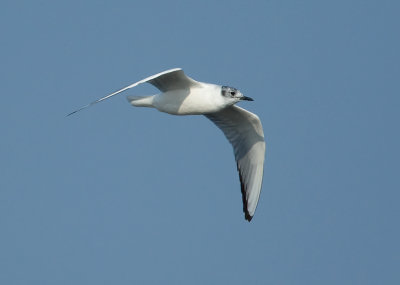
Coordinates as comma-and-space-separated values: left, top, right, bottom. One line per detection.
126, 95, 155, 108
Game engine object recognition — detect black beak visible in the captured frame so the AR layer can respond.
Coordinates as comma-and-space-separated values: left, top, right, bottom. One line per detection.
241, 96, 254, 101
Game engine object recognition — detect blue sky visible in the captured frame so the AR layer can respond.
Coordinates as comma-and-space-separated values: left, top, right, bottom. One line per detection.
1, 0, 399, 284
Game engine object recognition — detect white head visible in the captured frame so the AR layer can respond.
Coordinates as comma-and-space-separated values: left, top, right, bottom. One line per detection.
221, 86, 253, 106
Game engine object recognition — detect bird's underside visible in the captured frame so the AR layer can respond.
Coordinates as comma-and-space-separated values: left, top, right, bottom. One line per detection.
68, 68, 265, 221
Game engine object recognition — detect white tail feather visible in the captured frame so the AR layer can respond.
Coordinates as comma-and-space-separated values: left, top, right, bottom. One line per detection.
126, 95, 155, 108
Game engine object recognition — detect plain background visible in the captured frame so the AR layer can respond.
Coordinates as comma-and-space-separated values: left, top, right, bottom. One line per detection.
1, 0, 399, 284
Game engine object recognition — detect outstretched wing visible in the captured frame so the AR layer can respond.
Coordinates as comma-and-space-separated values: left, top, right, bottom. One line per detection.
67, 68, 199, 116
146, 68, 199, 92
205, 105, 265, 221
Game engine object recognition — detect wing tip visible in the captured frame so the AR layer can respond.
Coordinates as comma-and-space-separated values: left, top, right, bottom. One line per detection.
245, 213, 253, 222
66, 104, 91, 117
237, 163, 254, 222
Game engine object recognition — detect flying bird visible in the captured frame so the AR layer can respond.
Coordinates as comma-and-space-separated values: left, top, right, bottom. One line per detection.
68, 68, 265, 221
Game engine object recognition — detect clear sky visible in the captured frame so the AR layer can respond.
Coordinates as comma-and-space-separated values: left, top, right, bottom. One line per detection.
1, 0, 399, 284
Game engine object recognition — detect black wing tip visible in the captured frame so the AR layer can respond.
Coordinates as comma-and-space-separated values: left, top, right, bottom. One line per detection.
66, 110, 78, 117
66, 106, 86, 117
66, 102, 94, 117
237, 163, 253, 222
245, 213, 253, 222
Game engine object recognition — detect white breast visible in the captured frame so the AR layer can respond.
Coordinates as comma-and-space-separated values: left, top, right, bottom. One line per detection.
153, 83, 226, 115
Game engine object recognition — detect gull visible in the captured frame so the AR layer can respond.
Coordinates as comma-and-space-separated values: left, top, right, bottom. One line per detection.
68, 68, 265, 221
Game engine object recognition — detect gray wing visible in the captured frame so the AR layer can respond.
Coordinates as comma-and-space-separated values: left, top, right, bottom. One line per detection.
205, 105, 265, 221
147, 68, 199, 92
68, 68, 199, 116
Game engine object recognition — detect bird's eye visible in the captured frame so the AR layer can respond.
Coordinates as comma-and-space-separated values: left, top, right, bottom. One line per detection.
230, 91, 235, 95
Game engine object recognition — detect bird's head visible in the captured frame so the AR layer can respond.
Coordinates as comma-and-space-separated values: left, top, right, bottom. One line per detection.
221, 86, 253, 104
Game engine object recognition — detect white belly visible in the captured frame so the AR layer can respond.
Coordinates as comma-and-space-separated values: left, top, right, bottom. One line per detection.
153, 84, 226, 115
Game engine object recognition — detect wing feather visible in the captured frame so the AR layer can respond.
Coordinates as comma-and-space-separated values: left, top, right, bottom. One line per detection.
205, 105, 265, 221
68, 68, 198, 116
147, 69, 199, 92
